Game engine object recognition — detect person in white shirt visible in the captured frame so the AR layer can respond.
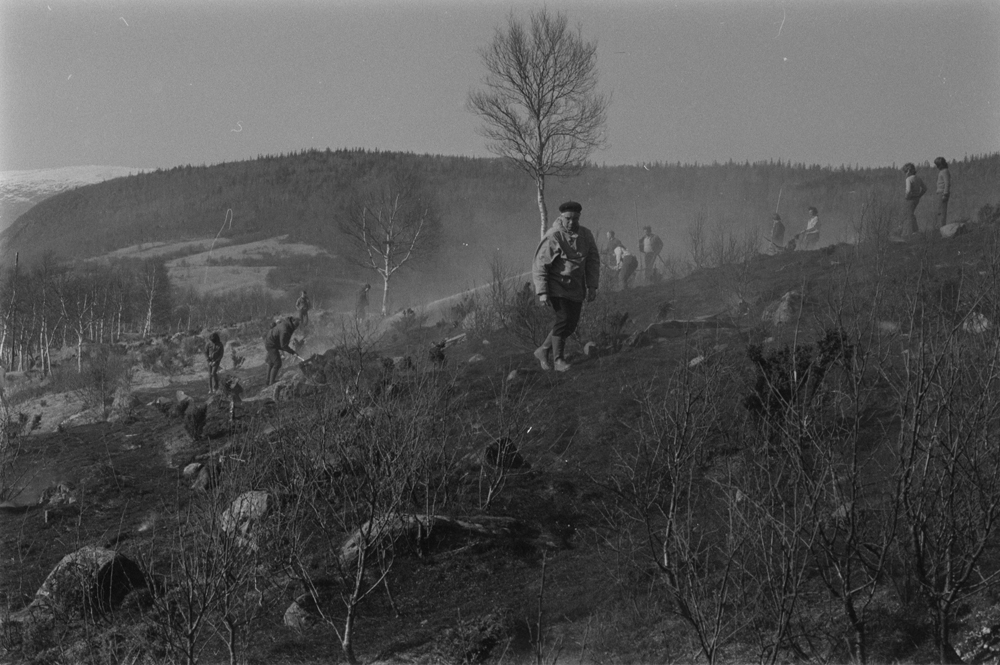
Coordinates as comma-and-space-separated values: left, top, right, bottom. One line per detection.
934, 157, 951, 227
637, 226, 663, 283
612, 245, 639, 290
801, 207, 820, 250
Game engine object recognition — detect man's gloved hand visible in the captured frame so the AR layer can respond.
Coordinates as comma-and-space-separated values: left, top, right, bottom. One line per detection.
538, 294, 549, 305
587, 289, 597, 303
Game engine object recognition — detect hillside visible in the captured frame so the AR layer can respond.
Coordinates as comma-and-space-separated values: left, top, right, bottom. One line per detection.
0, 166, 146, 235
4, 218, 1000, 664
3, 151, 998, 306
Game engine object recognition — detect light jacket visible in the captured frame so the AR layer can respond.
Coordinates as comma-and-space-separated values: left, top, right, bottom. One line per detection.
638, 233, 664, 255
532, 218, 600, 302
937, 169, 951, 197
613, 246, 635, 269
905, 175, 926, 200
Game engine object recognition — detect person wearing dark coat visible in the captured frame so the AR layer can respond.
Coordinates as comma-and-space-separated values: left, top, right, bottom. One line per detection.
769, 213, 786, 253
204, 332, 224, 393
901, 163, 927, 236
531, 201, 600, 372
356, 284, 371, 319
295, 290, 311, 329
264, 316, 299, 386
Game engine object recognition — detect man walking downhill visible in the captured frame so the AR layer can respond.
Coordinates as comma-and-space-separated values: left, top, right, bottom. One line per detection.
532, 201, 600, 373
295, 290, 311, 329
638, 226, 663, 284
264, 316, 299, 386
934, 157, 951, 227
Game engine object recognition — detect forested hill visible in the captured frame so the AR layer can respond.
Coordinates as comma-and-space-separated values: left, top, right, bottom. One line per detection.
3, 149, 998, 281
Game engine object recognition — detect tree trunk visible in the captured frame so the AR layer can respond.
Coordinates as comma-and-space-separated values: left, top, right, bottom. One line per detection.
536, 175, 548, 239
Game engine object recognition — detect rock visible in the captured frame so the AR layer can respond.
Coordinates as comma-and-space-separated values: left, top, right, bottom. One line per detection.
484, 438, 530, 470
190, 465, 218, 492
221, 491, 272, 549
162, 425, 197, 468
940, 222, 969, 239
258, 372, 321, 402
108, 386, 140, 423
467, 353, 486, 364
762, 291, 803, 326
391, 355, 414, 370
182, 462, 203, 479
878, 321, 900, 333
964, 313, 992, 334
340, 514, 557, 567
284, 593, 320, 630
38, 481, 77, 509
14, 547, 146, 620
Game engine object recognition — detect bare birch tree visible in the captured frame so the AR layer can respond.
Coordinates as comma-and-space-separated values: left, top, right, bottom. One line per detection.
468, 9, 609, 239
339, 172, 437, 317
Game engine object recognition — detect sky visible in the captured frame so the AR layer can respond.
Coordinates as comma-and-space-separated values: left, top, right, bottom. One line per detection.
1, 0, 998, 172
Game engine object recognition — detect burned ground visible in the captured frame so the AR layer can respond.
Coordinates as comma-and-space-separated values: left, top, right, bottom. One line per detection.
4, 224, 1000, 664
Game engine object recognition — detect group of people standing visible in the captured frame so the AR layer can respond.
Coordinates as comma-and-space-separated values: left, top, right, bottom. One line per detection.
903, 157, 951, 235
768, 157, 952, 251
602, 226, 663, 290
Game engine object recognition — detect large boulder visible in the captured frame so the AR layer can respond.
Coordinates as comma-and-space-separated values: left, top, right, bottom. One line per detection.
220, 491, 273, 549
762, 291, 803, 326
940, 222, 969, 239
283, 593, 320, 630
4, 547, 145, 631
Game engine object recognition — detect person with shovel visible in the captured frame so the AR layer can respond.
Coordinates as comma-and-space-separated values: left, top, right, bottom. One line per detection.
204, 331, 225, 393
264, 316, 301, 386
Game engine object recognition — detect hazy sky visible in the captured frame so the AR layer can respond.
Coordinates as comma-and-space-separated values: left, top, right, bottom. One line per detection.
1, 0, 998, 172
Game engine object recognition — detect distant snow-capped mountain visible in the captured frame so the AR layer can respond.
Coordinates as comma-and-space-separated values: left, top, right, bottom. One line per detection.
0, 166, 146, 233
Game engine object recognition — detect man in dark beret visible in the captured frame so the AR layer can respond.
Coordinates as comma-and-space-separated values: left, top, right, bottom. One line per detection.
531, 201, 600, 372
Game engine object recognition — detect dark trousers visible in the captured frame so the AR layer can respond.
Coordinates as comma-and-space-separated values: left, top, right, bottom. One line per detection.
620, 255, 638, 289
937, 195, 949, 227
549, 297, 584, 339
642, 252, 657, 282
903, 198, 920, 235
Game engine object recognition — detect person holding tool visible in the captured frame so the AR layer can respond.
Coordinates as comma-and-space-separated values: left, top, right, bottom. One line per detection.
204, 331, 225, 393
264, 316, 302, 386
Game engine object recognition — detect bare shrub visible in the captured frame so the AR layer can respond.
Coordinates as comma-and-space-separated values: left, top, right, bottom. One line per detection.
851, 185, 897, 249
280, 372, 460, 664
76, 346, 136, 421
598, 366, 739, 664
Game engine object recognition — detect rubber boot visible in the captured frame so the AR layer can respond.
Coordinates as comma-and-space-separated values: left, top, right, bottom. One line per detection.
534, 334, 553, 371
552, 336, 571, 372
